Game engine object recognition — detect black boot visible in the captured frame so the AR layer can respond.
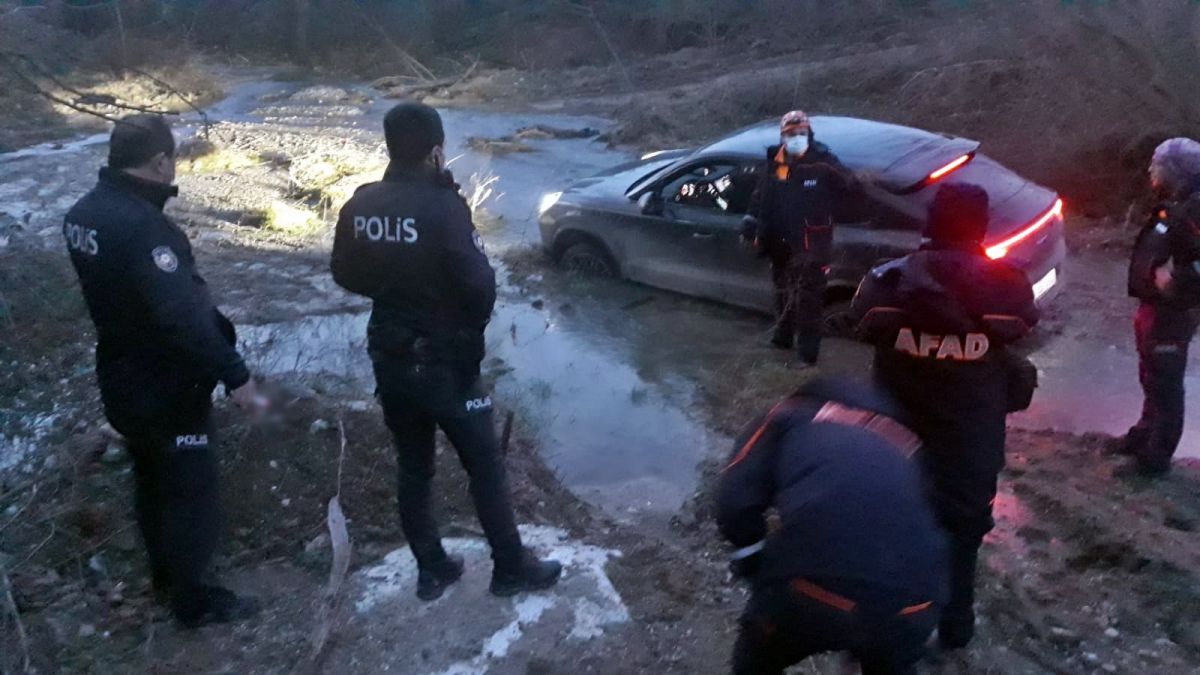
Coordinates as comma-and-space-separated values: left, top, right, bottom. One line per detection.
417, 554, 465, 602
490, 549, 562, 597
939, 537, 979, 649
1113, 458, 1170, 479
175, 585, 260, 629
770, 332, 794, 350
797, 336, 821, 366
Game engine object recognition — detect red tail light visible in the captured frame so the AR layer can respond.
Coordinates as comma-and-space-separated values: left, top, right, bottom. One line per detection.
986, 199, 1064, 260
928, 154, 973, 182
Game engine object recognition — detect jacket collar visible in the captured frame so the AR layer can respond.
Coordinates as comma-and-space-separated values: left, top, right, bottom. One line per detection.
382, 161, 459, 188
98, 167, 179, 211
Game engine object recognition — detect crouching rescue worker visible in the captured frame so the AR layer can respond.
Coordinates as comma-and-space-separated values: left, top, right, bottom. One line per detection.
1120, 137, 1200, 477
717, 378, 947, 675
741, 110, 859, 365
851, 183, 1039, 649
63, 114, 262, 627
331, 103, 561, 601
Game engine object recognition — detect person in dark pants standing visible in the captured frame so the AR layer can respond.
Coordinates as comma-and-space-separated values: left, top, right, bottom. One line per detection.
851, 183, 1039, 649
718, 378, 947, 675
63, 114, 262, 627
742, 110, 859, 365
331, 103, 560, 602
1120, 137, 1200, 477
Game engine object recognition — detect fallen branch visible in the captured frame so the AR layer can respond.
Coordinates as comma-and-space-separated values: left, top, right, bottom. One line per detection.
293, 416, 353, 675
352, 6, 436, 81
1, 560, 32, 674
565, 2, 635, 93
0, 51, 190, 131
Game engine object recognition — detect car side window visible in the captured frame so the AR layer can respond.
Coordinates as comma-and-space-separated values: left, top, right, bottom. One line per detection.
664, 162, 757, 215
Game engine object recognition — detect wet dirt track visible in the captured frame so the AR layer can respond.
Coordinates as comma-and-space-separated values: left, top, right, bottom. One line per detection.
7, 67, 1200, 675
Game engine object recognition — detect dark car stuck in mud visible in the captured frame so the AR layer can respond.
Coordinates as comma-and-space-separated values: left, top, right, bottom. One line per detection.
538, 116, 1066, 334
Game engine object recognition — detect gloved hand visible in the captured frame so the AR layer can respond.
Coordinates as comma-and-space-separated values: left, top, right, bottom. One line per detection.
729, 541, 764, 579
740, 215, 761, 244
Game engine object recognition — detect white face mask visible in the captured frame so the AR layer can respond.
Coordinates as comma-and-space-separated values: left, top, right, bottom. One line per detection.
784, 135, 809, 156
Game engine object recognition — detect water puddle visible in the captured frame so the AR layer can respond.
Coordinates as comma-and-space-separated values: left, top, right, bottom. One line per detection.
236, 283, 725, 520
1011, 253, 1200, 458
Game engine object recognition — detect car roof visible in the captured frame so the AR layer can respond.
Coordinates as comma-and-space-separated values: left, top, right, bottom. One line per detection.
693, 116, 1054, 236
697, 116, 979, 183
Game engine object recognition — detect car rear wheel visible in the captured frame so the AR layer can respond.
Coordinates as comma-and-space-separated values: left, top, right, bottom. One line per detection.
560, 241, 617, 278
822, 300, 857, 338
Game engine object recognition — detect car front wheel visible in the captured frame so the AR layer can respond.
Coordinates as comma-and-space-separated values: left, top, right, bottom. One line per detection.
559, 241, 617, 278
822, 300, 857, 338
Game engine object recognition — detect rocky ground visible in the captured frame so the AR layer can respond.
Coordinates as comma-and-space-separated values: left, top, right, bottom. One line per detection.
3, 66, 1200, 675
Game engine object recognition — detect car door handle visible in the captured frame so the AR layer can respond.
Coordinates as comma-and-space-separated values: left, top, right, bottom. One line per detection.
692, 232, 715, 239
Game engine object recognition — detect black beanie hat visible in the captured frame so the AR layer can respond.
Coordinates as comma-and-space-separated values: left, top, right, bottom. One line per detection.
384, 102, 445, 164
925, 183, 989, 244
108, 114, 175, 170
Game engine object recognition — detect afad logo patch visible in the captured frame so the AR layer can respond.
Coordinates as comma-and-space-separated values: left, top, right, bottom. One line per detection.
152, 246, 179, 273
893, 328, 989, 361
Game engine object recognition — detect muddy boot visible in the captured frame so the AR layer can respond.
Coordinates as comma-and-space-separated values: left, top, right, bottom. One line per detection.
1113, 458, 1170, 479
417, 554, 465, 602
797, 337, 821, 366
1112, 426, 1148, 456
770, 332, 794, 350
150, 570, 172, 607
175, 586, 260, 629
490, 550, 562, 597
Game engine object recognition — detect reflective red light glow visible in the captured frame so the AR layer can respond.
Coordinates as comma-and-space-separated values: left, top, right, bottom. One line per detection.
928, 154, 973, 182
986, 198, 1064, 260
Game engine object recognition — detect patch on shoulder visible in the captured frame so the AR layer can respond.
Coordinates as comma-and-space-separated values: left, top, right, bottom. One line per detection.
472, 231, 486, 254
152, 246, 178, 273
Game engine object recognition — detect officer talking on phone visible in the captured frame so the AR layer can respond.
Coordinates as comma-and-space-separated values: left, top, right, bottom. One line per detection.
331, 103, 561, 601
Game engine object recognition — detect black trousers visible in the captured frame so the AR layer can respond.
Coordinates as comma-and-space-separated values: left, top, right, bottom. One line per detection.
922, 447, 1000, 645
1128, 303, 1199, 472
374, 358, 523, 570
732, 581, 937, 675
122, 400, 221, 619
771, 257, 826, 358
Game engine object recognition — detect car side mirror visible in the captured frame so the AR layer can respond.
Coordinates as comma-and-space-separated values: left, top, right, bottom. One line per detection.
638, 191, 664, 216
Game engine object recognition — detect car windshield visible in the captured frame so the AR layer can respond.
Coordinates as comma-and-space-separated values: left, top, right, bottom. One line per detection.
665, 162, 758, 214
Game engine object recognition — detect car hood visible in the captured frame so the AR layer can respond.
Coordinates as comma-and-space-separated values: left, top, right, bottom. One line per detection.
559, 153, 684, 207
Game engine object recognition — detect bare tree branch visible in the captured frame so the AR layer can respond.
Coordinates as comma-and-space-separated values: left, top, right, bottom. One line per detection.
1, 560, 33, 675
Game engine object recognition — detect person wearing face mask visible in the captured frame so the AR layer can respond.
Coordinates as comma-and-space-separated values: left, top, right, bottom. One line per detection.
331, 103, 561, 602
1119, 137, 1200, 477
742, 110, 860, 365
62, 114, 263, 627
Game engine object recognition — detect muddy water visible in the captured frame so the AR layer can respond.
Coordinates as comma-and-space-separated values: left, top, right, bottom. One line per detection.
176, 76, 725, 520
9, 69, 1199, 517
1012, 252, 1200, 458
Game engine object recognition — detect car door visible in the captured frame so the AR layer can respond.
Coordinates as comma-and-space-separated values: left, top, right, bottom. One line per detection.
620, 161, 735, 303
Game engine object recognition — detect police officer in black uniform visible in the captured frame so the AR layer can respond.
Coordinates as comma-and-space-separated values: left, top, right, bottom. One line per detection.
331, 103, 561, 601
742, 110, 859, 364
851, 183, 1038, 649
718, 378, 947, 675
63, 114, 261, 627
1121, 138, 1200, 477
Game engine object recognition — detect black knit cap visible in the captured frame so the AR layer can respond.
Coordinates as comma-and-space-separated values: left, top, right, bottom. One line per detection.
108, 114, 175, 170
384, 102, 445, 164
925, 183, 989, 244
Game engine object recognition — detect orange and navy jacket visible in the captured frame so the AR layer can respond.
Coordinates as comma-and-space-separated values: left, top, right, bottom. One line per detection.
716, 378, 948, 605
743, 142, 860, 265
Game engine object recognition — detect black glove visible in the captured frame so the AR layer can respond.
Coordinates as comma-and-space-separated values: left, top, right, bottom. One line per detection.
740, 215, 760, 243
